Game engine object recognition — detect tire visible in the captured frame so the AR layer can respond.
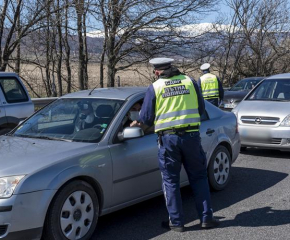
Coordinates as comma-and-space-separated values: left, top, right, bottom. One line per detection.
43, 180, 99, 240
208, 145, 231, 191
240, 146, 247, 152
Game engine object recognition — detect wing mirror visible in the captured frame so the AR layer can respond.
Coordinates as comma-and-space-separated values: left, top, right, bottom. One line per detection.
118, 127, 144, 141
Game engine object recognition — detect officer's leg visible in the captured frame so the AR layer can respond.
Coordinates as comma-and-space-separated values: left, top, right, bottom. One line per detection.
158, 134, 183, 226
180, 132, 213, 223
208, 98, 218, 107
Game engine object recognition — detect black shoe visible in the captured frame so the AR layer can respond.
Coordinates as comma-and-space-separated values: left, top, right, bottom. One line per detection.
161, 220, 185, 232
201, 218, 220, 229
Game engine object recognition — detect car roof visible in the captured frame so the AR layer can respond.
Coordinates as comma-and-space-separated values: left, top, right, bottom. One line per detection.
61, 87, 147, 100
240, 77, 264, 81
266, 73, 290, 79
0, 72, 19, 77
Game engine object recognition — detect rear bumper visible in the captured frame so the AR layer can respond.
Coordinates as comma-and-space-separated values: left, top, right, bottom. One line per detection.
231, 133, 241, 163
239, 125, 290, 150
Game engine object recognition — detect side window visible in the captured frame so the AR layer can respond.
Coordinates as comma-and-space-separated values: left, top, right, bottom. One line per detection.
0, 77, 28, 103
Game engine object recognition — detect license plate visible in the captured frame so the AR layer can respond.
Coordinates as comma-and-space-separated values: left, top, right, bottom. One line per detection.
224, 103, 236, 108
241, 128, 271, 139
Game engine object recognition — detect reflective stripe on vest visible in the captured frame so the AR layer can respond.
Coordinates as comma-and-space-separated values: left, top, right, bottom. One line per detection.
200, 73, 219, 99
153, 75, 200, 132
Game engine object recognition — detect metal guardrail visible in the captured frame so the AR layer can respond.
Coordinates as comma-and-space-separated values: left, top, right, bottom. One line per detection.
31, 97, 58, 109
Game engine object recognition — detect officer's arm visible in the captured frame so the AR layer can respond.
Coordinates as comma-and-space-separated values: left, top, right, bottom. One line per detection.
139, 85, 156, 127
196, 77, 202, 94
217, 77, 224, 100
191, 78, 205, 116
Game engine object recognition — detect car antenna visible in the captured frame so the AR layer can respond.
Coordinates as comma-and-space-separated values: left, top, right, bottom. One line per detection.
88, 86, 98, 96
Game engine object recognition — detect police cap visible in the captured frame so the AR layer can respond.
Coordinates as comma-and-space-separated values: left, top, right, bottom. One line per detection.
149, 58, 174, 70
200, 63, 211, 71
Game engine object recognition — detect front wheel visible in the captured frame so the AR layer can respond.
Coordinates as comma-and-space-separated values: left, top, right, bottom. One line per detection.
43, 180, 99, 240
208, 145, 231, 191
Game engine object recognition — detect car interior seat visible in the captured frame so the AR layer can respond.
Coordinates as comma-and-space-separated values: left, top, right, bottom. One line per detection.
276, 84, 290, 99
95, 105, 114, 125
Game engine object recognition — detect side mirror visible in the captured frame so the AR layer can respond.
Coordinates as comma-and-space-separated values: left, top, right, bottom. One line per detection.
118, 127, 144, 141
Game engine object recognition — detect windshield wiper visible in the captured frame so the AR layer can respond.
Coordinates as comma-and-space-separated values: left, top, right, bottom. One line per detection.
269, 99, 290, 102
14, 134, 72, 142
31, 135, 72, 142
247, 98, 289, 101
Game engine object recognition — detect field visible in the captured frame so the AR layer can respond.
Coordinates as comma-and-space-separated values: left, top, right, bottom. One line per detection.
7, 62, 210, 97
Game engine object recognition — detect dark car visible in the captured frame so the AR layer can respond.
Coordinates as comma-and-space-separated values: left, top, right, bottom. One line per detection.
220, 77, 264, 110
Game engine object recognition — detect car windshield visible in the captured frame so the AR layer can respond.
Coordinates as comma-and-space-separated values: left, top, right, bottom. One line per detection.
13, 98, 124, 142
230, 79, 261, 91
246, 79, 290, 101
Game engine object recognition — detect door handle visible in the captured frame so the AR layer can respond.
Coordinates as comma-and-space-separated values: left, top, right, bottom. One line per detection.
206, 129, 215, 135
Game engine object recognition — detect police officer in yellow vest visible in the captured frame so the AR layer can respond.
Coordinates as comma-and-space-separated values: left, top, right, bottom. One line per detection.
130, 58, 219, 232
197, 63, 224, 107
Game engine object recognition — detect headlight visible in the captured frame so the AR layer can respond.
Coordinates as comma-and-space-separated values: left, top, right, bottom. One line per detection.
280, 114, 290, 126
0, 175, 25, 198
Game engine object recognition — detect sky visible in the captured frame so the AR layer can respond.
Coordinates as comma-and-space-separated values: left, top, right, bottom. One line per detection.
200, 1, 233, 24
86, 1, 233, 33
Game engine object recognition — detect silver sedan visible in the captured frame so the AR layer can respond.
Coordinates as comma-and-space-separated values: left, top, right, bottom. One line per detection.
0, 88, 240, 240
233, 73, 290, 151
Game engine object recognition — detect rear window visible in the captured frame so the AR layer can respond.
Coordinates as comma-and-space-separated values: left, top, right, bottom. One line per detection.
246, 79, 290, 101
0, 77, 28, 103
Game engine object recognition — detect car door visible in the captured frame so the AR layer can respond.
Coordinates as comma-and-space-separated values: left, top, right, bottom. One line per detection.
199, 110, 217, 163
0, 77, 34, 123
0, 88, 7, 128
109, 132, 161, 205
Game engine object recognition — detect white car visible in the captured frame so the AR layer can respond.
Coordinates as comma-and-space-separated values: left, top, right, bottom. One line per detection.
233, 73, 290, 151
0, 72, 34, 135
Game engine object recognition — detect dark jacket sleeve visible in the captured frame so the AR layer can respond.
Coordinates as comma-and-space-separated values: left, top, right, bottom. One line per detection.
217, 77, 224, 100
197, 77, 202, 94
191, 78, 205, 116
139, 85, 156, 127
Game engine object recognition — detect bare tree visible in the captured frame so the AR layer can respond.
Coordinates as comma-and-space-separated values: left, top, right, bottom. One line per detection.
64, 0, 72, 93
0, 0, 59, 71
92, 0, 218, 87
226, 0, 290, 77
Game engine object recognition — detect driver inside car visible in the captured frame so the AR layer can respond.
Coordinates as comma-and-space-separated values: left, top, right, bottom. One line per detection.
75, 101, 95, 132
123, 102, 142, 128
122, 102, 154, 134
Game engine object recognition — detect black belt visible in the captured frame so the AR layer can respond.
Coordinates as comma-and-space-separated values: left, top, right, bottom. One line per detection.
158, 126, 199, 136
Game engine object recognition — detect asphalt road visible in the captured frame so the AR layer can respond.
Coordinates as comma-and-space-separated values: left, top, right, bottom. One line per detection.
92, 148, 290, 240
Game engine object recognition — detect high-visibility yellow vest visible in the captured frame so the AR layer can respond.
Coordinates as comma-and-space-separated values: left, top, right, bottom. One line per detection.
200, 73, 219, 99
153, 74, 200, 133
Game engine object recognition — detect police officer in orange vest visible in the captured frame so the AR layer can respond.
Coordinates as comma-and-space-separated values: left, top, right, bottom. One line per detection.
131, 58, 219, 232
197, 63, 224, 107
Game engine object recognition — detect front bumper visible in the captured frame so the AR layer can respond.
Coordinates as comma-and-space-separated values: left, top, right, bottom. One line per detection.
0, 190, 57, 239
239, 125, 290, 150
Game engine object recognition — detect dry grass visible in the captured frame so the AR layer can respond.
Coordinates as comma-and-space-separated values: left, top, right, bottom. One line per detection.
7, 62, 207, 97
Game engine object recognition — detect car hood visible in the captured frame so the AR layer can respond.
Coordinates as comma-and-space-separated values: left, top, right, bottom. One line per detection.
234, 100, 290, 121
223, 91, 248, 102
0, 136, 96, 176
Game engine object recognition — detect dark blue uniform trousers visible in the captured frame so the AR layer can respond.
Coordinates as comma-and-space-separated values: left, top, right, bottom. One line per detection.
158, 131, 213, 227
207, 98, 219, 107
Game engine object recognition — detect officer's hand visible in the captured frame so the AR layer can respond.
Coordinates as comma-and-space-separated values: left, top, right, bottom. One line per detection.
130, 120, 141, 127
